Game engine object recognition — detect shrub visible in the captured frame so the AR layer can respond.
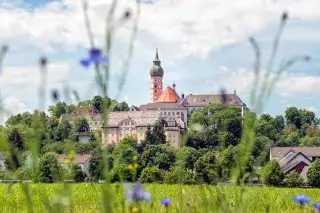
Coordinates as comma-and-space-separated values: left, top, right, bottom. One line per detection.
263, 160, 284, 186
284, 171, 304, 187
163, 167, 195, 184
307, 158, 320, 187
194, 151, 218, 184
37, 152, 62, 183
71, 164, 87, 182
0, 171, 13, 180
14, 166, 32, 180
111, 164, 135, 182
139, 166, 164, 183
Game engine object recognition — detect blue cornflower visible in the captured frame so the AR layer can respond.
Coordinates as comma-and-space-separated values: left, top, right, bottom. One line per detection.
314, 203, 320, 212
125, 182, 151, 204
161, 198, 172, 208
80, 47, 108, 68
293, 195, 311, 205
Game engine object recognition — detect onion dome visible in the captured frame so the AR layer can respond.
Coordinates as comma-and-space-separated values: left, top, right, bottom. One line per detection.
150, 49, 164, 77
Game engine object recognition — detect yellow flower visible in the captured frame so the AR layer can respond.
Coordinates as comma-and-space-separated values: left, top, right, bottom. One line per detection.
128, 164, 134, 171
132, 207, 138, 213
64, 158, 72, 165
133, 155, 138, 161
133, 163, 138, 169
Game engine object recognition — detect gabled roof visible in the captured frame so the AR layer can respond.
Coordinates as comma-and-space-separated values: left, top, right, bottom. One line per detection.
271, 147, 320, 158
139, 102, 186, 110
282, 152, 312, 173
156, 86, 180, 103
71, 106, 97, 116
58, 154, 92, 164
180, 94, 245, 107
104, 111, 161, 127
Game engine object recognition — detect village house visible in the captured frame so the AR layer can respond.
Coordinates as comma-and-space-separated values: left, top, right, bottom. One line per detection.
57, 154, 92, 176
270, 147, 320, 179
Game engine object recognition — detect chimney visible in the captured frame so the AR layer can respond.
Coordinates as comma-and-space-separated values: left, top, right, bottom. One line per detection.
172, 83, 176, 91
234, 89, 236, 95
181, 93, 185, 99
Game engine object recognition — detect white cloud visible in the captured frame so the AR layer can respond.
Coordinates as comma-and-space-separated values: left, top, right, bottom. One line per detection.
214, 66, 320, 97
1, 0, 320, 58
0, 61, 71, 86
0, 96, 28, 124
307, 106, 317, 113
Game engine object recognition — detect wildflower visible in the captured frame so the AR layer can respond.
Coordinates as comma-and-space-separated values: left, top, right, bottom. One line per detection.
80, 47, 108, 68
293, 195, 311, 205
133, 163, 138, 169
125, 182, 151, 204
131, 207, 139, 213
133, 155, 138, 161
314, 203, 320, 212
1, 45, 8, 53
51, 89, 59, 101
40, 57, 48, 66
128, 164, 134, 171
161, 198, 172, 208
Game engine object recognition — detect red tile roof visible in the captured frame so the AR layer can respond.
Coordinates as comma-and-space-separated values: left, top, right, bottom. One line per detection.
156, 86, 180, 103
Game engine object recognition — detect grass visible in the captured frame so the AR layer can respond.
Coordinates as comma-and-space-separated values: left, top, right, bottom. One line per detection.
0, 183, 318, 213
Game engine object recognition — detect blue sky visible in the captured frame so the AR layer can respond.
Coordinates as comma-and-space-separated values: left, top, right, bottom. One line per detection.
0, 0, 320, 121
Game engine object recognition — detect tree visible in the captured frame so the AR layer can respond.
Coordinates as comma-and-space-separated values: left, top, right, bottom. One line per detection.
275, 115, 285, 130
151, 121, 166, 145
177, 147, 200, 171
163, 166, 195, 184
73, 117, 90, 133
55, 119, 72, 141
300, 136, 320, 147
276, 132, 300, 147
5, 125, 25, 151
139, 166, 164, 183
88, 148, 103, 181
141, 145, 176, 170
252, 136, 272, 162
194, 151, 218, 184
188, 104, 242, 148
307, 158, 320, 187
263, 160, 284, 186
14, 166, 32, 180
217, 146, 237, 181
92, 95, 103, 113
37, 152, 62, 183
72, 164, 87, 182
284, 171, 304, 187
113, 101, 130, 112
143, 125, 153, 146
65, 104, 76, 114
48, 102, 67, 118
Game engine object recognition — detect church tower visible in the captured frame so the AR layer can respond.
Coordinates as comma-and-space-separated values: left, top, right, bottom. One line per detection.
150, 49, 164, 103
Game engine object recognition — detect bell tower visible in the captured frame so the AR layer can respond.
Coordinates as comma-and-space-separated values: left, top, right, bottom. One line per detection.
150, 49, 164, 103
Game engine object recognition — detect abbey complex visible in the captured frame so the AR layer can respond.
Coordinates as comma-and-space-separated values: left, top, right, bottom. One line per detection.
72, 50, 248, 148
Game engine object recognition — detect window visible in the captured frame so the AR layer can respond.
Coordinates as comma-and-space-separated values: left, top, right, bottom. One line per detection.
172, 112, 175, 115
140, 128, 143, 130
168, 112, 171, 115
164, 112, 167, 115
177, 112, 180, 115
154, 90, 157, 93
95, 122, 97, 125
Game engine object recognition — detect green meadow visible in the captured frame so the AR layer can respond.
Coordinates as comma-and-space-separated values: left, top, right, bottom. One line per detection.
0, 184, 317, 213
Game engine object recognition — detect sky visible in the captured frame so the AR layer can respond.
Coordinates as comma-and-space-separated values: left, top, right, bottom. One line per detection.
0, 0, 320, 122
